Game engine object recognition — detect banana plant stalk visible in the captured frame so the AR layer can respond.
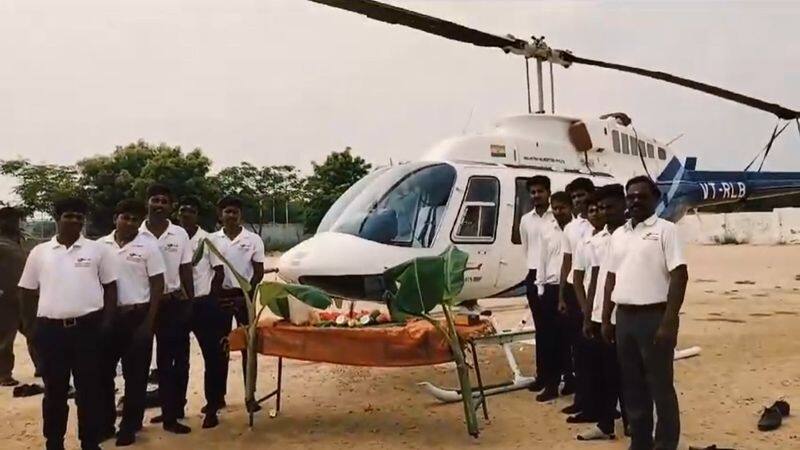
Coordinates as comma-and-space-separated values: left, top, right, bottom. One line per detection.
384, 246, 479, 437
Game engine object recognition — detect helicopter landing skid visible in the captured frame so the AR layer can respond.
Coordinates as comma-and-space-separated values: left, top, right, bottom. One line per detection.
419, 329, 536, 403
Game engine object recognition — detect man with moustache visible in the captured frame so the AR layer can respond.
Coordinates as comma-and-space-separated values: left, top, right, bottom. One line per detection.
603, 176, 688, 450
18, 197, 118, 450
98, 199, 165, 446
140, 184, 194, 434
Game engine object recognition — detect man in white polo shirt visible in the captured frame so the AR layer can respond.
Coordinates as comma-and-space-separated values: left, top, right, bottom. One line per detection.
98, 199, 165, 446
519, 175, 554, 394
602, 176, 688, 450
576, 184, 628, 441
177, 196, 226, 429
18, 197, 118, 450
140, 184, 194, 434
557, 177, 596, 413
212, 196, 265, 402
533, 190, 573, 402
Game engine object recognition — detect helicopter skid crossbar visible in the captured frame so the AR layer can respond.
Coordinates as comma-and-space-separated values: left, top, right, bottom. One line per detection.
419, 329, 536, 403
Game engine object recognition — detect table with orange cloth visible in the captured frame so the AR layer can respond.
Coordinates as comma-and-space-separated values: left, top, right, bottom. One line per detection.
228, 318, 494, 367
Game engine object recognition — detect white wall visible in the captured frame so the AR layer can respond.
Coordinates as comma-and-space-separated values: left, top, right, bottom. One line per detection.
678, 208, 800, 245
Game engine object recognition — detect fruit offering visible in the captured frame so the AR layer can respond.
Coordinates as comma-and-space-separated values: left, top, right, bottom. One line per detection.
314, 309, 392, 327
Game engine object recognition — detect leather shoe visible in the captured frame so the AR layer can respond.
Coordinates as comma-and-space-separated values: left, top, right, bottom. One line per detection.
758, 406, 783, 431
527, 379, 545, 392
536, 387, 559, 402
567, 413, 598, 424
115, 431, 136, 447
560, 379, 575, 396
163, 421, 192, 434
202, 413, 219, 429
561, 403, 581, 414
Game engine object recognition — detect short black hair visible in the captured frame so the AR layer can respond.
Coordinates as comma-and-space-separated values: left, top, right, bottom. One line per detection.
146, 183, 173, 200
585, 190, 602, 207
550, 191, 572, 207
53, 197, 88, 218
596, 184, 625, 202
526, 175, 551, 191
115, 199, 147, 217
217, 195, 244, 211
0, 206, 22, 221
625, 176, 661, 198
178, 195, 201, 211
566, 177, 595, 195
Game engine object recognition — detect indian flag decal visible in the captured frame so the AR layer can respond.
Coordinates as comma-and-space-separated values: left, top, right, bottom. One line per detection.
490, 144, 506, 157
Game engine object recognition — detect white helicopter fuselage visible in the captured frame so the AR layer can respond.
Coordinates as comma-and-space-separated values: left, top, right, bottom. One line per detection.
278, 113, 677, 301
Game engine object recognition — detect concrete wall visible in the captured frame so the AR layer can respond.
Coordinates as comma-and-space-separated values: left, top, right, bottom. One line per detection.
678, 208, 800, 245
247, 223, 307, 251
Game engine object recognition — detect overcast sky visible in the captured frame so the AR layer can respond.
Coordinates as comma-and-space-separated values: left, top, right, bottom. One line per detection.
2, 0, 799, 202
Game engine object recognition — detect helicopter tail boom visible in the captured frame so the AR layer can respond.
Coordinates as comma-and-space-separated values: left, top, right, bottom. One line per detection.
657, 157, 800, 221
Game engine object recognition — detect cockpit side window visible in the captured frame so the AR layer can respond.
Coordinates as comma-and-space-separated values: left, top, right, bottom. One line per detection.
452, 177, 500, 243
658, 147, 667, 160
612, 130, 621, 153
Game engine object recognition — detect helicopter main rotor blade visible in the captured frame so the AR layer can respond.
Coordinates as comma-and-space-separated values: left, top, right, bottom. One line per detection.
565, 54, 800, 120
308, 0, 526, 51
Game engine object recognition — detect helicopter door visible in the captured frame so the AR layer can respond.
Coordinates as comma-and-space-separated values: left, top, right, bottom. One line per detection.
450, 175, 501, 297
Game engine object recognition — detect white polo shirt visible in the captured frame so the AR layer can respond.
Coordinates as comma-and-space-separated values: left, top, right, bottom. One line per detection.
572, 233, 595, 291
211, 227, 266, 289
563, 216, 594, 285
188, 227, 221, 297
519, 207, 555, 270
535, 219, 568, 286
607, 215, 686, 306
98, 232, 166, 306
18, 236, 118, 319
139, 220, 193, 294
588, 227, 614, 324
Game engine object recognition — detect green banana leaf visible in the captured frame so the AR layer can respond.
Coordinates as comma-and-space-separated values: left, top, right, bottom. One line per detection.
440, 246, 469, 304
257, 281, 337, 319
391, 255, 446, 318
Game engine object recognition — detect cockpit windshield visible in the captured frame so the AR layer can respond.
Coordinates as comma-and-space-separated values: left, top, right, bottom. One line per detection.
318, 162, 457, 248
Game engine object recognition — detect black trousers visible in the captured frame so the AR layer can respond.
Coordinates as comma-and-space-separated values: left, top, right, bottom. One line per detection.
156, 297, 191, 423
100, 306, 153, 434
559, 284, 588, 405
617, 305, 680, 450
526, 274, 561, 388
34, 311, 103, 450
584, 322, 627, 433
191, 296, 232, 412
221, 296, 253, 394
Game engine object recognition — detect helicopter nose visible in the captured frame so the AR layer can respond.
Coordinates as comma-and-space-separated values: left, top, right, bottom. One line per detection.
277, 232, 436, 299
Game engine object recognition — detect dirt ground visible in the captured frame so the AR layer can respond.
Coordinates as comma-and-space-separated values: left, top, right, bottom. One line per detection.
2, 244, 799, 449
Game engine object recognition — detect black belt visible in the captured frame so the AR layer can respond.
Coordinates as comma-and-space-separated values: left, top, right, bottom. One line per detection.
616, 303, 667, 312
118, 302, 149, 313
39, 310, 102, 328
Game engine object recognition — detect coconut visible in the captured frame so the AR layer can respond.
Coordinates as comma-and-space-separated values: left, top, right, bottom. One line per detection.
348, 318, 358, 327
359, 315, 372, 326
335, 314, 347, 326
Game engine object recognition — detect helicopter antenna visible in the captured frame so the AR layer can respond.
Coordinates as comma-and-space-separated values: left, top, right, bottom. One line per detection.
308, 0, 800, 120
665, 133, 684, 147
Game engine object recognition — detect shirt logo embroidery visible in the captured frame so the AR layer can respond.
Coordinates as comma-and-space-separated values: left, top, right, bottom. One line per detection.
164, 243, 180, 253
126, 252, 145, 262
642, 232, 660, 241
74, 257, 92, 268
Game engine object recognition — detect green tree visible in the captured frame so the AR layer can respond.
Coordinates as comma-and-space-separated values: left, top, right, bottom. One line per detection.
304, 147, 371, 233
0, 159, 82, 217
78, 140, 217, 234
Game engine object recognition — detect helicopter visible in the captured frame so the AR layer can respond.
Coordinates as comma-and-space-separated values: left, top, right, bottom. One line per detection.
277, 0, 800, 303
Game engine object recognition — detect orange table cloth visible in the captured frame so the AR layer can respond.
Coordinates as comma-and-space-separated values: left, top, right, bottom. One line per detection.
228, 318, 494, 367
